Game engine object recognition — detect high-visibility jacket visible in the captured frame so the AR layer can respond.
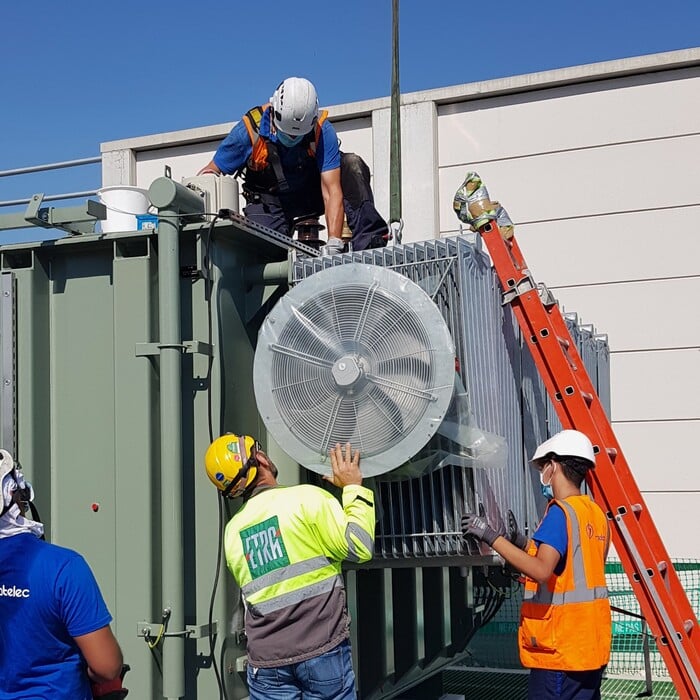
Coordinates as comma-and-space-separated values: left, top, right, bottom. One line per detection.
519, 495, 611, 671
240, 104, 330, 195
224, 482, 374, 668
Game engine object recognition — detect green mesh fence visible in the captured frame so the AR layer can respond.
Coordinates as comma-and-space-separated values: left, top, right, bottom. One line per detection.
463, 560, 700, 683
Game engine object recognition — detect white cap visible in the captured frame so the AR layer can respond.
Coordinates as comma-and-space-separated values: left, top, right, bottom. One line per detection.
531, 429, 595, 465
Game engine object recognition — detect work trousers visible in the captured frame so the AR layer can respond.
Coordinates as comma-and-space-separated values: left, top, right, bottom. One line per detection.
528, 666, 606, 700
243, 153, 388, 251
246, 639, 356, 700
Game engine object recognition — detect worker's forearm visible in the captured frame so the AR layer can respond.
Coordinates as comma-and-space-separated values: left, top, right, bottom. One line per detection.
491, 536, 551, 584
198, 160, 221, 176
324, 196, 344, 239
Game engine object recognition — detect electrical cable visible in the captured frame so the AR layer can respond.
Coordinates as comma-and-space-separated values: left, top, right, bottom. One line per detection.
201, 214, 230, 700
207, 492, 228, 700
145, 608, 171, 650
146, 624, 165, 650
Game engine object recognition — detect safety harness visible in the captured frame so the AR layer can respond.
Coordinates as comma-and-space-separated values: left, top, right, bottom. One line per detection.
238, 104, 328, 197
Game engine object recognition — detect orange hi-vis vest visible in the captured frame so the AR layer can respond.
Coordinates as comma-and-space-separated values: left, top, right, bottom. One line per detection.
519, 495, 611, 671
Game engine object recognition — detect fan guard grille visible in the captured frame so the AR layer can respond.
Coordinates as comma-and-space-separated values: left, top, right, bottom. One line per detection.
254, 264, 455, 476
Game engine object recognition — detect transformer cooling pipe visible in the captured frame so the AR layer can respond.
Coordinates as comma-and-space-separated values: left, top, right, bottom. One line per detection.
148, 177, 204, 699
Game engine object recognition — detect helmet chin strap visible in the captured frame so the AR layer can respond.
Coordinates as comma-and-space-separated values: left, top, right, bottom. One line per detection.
221, 437, 260, 499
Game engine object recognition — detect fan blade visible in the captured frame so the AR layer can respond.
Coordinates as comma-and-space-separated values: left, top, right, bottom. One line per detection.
364, 373, 440, 402
374, 354, 433, 380
286, 306, 344, 358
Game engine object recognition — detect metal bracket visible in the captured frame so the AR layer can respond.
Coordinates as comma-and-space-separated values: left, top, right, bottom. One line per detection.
211, 210, 320, 257
135, 340, 213, 357
502, 274, 557, 308
1, 272, 16, 457
137, 620, 218, 640
501, 273, 536, 305
537, 282, 558, 307
0, 194, 107, 235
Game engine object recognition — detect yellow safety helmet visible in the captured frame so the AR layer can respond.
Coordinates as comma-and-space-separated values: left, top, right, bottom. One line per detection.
205, 434, 261, 497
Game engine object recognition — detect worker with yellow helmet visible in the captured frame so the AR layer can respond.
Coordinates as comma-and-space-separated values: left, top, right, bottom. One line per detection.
205, 435, 374, 699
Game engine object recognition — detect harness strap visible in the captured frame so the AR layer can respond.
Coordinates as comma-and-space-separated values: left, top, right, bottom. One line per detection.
240, 106, 329, 195
236, 106, 266, 181
265, 141, 289, 193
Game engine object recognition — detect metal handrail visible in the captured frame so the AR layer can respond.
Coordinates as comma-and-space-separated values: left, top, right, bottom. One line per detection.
0, 156, 101, 178
0, 191, 99, 208
0, 156, 101, 209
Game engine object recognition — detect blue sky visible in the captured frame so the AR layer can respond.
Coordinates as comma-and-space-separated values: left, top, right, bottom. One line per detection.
2, 0, 699, 242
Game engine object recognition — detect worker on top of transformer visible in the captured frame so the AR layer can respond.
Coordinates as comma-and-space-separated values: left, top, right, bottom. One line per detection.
198, 76, 389, 254
0, 449, 127, 700
205, 435, 375, 699
462, 430, 611, 700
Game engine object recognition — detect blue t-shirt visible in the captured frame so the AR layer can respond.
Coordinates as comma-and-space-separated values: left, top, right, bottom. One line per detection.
0, 533, 112, 700
212, 105, 341, 179
533, 503, 568, 575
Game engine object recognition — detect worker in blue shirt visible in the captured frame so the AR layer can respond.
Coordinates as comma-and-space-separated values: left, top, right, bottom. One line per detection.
0, 450, 126, 700
462, 430, 611, 700
199, 76, 388, 253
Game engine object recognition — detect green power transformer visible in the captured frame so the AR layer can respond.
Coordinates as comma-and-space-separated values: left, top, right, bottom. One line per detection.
0, 196, 295, 698
0, 178, 611, 699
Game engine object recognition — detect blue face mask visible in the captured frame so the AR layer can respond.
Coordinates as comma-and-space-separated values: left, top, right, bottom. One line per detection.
276, 130, 303, 148
539, 463, 555, 500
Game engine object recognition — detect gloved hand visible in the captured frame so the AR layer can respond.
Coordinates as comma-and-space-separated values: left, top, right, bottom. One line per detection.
90, 679, 128, 699
461, 512, 500, 547
91, 664, 129, 699
462, 507, 529, 549
507, 509, 528, 550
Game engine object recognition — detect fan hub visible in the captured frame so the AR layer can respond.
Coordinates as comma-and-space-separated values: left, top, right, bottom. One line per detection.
332, 355, 363, 388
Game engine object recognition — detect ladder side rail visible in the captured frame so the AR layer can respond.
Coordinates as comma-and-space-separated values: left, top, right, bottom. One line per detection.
479, 221, 700, 699
484, 225, 697, 610
520, 292, 700, 698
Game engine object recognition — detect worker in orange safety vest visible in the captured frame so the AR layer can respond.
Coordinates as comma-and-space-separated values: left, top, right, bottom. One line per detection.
461, 429, 611, 700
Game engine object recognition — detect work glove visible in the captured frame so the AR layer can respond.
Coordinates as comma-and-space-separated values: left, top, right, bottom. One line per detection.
507, 509, 528, 550
461, 512, 500, 547
91, 665, 129, 699
462, 507, 528, 549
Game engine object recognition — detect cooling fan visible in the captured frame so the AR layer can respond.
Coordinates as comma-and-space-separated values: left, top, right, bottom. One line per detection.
253, 263, 456, 477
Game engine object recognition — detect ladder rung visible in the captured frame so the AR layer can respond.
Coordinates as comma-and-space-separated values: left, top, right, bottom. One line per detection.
480, 222, 700, 699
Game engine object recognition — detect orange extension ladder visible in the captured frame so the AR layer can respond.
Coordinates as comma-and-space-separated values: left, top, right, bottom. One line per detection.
477, 220, 700, 699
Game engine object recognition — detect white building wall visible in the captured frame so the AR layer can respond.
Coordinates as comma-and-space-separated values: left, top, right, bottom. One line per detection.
102, 48, 700, 558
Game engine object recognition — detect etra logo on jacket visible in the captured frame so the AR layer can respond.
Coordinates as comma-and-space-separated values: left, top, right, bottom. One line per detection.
240, 516, 290, 578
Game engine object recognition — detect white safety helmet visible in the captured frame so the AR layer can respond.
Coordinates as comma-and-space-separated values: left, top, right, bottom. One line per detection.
531, 429, 596, 465
270, 77, 319, 136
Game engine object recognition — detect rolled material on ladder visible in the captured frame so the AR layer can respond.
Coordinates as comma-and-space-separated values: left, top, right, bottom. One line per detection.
453, 171, 515, 239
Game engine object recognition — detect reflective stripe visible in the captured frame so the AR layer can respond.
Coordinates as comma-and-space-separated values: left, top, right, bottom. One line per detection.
241, 555, 331, 597
247, 573, 344, 615
527, 500, 608, 606
523, 585, 609, 604
345, 522, 374, 562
